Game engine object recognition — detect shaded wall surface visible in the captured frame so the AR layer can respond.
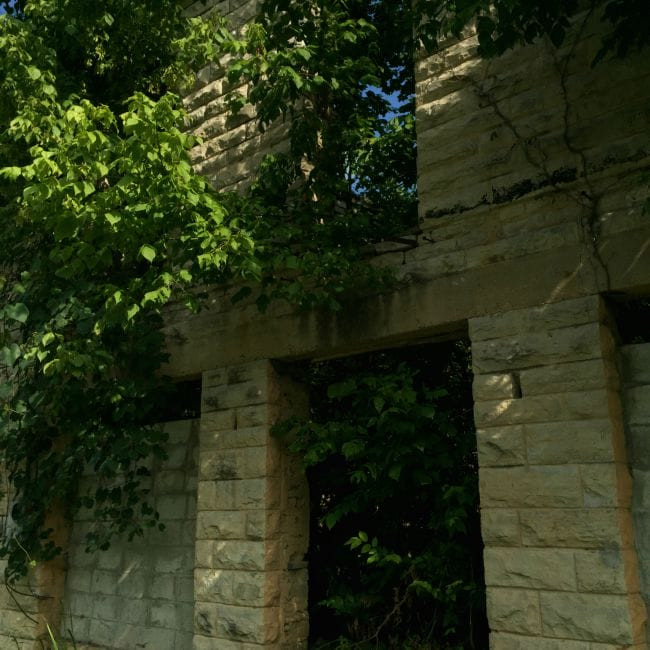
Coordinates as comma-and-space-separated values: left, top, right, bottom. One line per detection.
62, 420, 199, 650
621, 343, 650, 645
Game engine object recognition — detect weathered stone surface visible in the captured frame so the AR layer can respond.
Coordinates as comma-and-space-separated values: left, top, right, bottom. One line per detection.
519, 509, 631, 548
480, 509, 520, 546
525, 420, 615, 465
475, 390, 610, 427
473, 372, 520, 400
472, 323, 602, 374
479, 466, 582, 508
476, 425, 526, 466
540, 592, 645, 643
490, 633, 589, 649
484, 548, 576, 591
487, 588, 541, 634
519, 359, 607, 396
574, 549, 630, 594
469, 296, 599, 342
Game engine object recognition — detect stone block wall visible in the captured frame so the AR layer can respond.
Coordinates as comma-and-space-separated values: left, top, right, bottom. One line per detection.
182, 0, 287, 193
61, 419, 199, 650
620, 342, 650, 644
194, 360, 309, 649
470, 296, 646, 647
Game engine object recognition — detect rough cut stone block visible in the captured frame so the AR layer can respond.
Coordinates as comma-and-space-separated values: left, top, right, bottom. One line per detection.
519, 508, 631, 548
195, 569, 273, 607
475, 390, 609, 427
574, 549, 629, 594
473, 373, 519, 400
540, 592, 645, 643
487, 587, 541, 634
476, 425, 526, 466
202, 379, 268, 412
519, 359, 606, 396
479, 466, 582, 508
480, 509, 521, 546
580, 464, 625, 508
489, 633, 589, 649
622, 385, 650, 425
196, 511, 247, 540
525, 420, 614, 465
619, 343, 650, 385
472, 323, 601, 373
200, 425, 268, 450
469, 296, 599, 342
204, 445, 275, 481
484, 548, 577, 591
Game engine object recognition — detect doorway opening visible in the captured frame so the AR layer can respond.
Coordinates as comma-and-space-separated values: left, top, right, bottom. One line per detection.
277, 338, 488, 649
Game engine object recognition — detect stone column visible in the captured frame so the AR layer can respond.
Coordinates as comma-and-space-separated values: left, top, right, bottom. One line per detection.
470, 295, 647, 648
194, 360, 309, 649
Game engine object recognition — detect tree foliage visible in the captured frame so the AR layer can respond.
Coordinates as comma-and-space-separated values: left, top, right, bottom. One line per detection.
275, 343, 486, 648
0, 0, 255, 581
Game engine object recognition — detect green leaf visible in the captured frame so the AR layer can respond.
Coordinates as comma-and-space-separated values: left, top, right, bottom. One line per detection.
0, 344, 22, 365
26, 66, 41, 80
139, 245, 156, 262
5, 303, 29, 323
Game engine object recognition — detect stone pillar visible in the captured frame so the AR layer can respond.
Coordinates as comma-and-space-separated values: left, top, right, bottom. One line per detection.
469, 295, 647, 648
194, 360, 309, 649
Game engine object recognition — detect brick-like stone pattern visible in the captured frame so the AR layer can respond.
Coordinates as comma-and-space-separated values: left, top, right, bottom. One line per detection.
620, 342, 650, 646
470, 296, 647, 648
182, 0, 288, 193
61, 420, 199, 650
195, 360, 309, 649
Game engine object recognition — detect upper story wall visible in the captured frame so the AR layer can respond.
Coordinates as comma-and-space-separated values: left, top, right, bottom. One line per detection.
165, 4, 650, 377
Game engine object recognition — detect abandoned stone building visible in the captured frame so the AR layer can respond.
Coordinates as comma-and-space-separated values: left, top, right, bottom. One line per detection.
1, 0, 650, 648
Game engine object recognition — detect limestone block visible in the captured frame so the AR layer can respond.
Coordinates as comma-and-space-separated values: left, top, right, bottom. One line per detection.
490, 633, 589, 649
193, 633, 270, 650
519, 359, 607, 396
627, 427, 650, 476
196, 510, 247, 540
211, 540, 279, 571
202, 378, 268, 412
540, 592, 646, 643
475, 390, 609, 427
472, 323, 602, 374
236, 404, 269, 428
200, 425, 269, 450
519, 508, 632, 548
484, 548, 577, 591
619, 344, 650, 385
486, 587, 541, 634
150, 601, 180, 629
117, 597, 149, 625
469, 296, 599, 342
199, 446, 274, 481
197, 477, 279, 510
479, 466, 582, 508
473, 373, 519, 400
195, 569, 274, 607
580, 464, 627, 508
476, 425, 526, 466
200, 408, 237, 432
525, 420, 615, 465
623, 385, 650, 425
214, 603, 278, 644
574, 549, 630, 594
480, 509, 520, 546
